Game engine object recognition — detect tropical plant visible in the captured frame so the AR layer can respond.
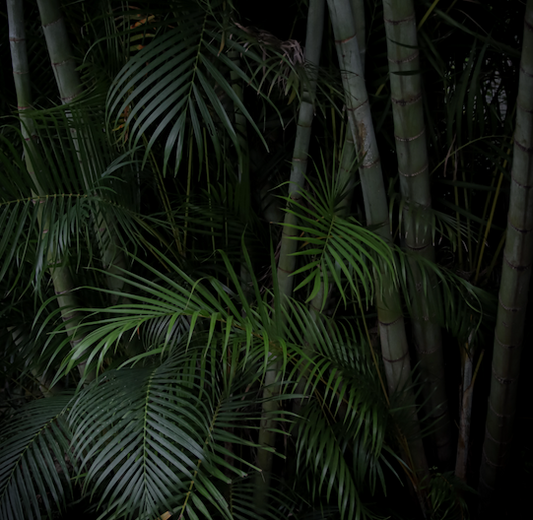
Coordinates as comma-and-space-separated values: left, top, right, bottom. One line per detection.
0, 1, 530, 519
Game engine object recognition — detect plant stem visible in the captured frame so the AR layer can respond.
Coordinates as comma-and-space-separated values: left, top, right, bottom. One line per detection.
382, 0, 452, 466
327, 0, 429, 504
479, 0, 533, 499
8, 0, 89, 377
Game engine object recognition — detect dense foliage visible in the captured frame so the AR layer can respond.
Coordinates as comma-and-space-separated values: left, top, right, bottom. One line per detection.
1, 1, 531, 519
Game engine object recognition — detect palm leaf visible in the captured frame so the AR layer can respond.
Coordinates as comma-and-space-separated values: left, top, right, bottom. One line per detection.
0, 394, 74, 520
68, 347, 290, 520
106, 0, 269, 175
282, 182, 396, 310
0, 100, 162, 290
52, 242, 297, 380
294, 403, 388, 520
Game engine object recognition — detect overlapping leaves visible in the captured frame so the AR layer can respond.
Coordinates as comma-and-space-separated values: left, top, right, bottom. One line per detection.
0, 394, 75, 520
282, 186, 396, 311
68, 351, 255, 520
107, 0, 269, 175
0, 101, 151, 292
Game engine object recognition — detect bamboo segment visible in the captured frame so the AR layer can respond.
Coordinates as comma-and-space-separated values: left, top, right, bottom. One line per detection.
277, 0, 325, 303
7, 0, 88, 377
255, 1, 326, 511
382, 0, 452, 466
479, 0, 533, 498
308, 0, 361, 318
36, 0, 82, 103
36, 0, 131, 297
350, 0, 366, 72
36, 0, 143, 360
326, 0, 429, 496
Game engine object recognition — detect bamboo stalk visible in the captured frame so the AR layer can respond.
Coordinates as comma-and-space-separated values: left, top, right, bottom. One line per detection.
7, 0, 88, 377
479, 0, 533, 499
36, 0, 144, 358
382, 0, 452, 466
326, 0, 429, 503
36, 0, 82, 103
36, 0, 131, 297
277, 0, 325, 303
350, 0, 366, 72
255, 0, 326, 512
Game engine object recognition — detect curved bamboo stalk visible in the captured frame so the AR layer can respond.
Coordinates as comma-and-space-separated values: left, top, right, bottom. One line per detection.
326, 0, 429, 502
382, 0, 452, 466
308, 0, 362, 317
36, 0, 144, 359
479, 0, 533, 498
254, 1, 326, 512
277, 0, 325, 303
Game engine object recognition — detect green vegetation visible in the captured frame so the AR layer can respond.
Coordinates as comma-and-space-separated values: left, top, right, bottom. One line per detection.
1, 1, 531, 518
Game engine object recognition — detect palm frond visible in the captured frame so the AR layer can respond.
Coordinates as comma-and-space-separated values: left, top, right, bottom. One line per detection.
293, 402, 391, 520
106, 0, 270, 175
0, 99, 162, 290
281, 179, 395, 311
44, 243, 272, 376
0, 394, 74, 520
68, 347, 290, 520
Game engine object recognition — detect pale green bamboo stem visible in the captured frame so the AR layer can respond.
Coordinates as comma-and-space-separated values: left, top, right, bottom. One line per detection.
308, 1, 360, 317
479, 0, 533, 498
327, 0, 429, 497
255, 1, 326, 511
277, 0, 325, 302
36, 0, 82, 103
7, 0, 40, 192
8, 0, 88, 377
36, 0, 142, 360
36, 0, 130, 298
350, 0, 366, 72
382, 0, 451, 466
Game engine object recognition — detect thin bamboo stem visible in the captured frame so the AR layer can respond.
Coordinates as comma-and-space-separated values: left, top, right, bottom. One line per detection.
36, 0, 131, 298
277, 0, 325, 303
256, 1, 326, 511
36, 0, 144, 358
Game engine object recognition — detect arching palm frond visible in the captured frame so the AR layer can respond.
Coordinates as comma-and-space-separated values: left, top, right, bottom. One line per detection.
0, 239, 298, 520
281, 182, 395, 312
67, 345, 290, 520
0, 99, 161, 292
279, 171, 494, 347
106, 0, 270, 176
280, 299, 393, 519
49, 243, 284, 377
0, 129, 95, 291
0, 394, 75, 520
294, 399, 393, 520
